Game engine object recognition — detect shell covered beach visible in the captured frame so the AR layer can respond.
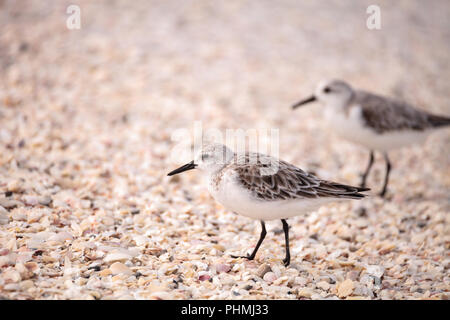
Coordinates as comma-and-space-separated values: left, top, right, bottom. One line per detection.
0, 0, 449, 300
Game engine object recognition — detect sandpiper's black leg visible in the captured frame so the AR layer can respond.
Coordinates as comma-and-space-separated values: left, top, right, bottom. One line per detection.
360, 150, 375, 188
379, 153, 391, 197
231, 221, 266, 260
281, 219, 290, 266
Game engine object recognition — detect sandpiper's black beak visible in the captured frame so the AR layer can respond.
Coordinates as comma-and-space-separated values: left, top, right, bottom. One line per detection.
291, 95, 316, 109
167, 160, 197, 176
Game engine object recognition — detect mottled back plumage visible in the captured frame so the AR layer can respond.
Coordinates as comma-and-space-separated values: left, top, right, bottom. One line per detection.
227, 153, 369, 201
353, 90, 450, 133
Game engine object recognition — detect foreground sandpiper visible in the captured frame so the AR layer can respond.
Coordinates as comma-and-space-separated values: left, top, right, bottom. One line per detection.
292, 79, 450, 197
168, 143, 369, 266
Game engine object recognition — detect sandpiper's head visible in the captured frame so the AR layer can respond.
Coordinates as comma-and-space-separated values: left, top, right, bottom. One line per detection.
167, 143, 234, 176
292, 79, 354, 109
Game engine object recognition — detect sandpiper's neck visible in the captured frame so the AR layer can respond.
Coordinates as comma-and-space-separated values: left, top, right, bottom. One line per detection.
324, 90, 355, 114
203, 158, 232, 177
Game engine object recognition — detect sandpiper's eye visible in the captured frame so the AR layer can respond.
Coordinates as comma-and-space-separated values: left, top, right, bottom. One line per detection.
324, 87, 331, 93
202, 154, 209, 160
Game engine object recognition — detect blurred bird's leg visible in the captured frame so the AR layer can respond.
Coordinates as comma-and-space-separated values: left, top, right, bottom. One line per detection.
379, 153, 391, 198
360, 150, 374, 188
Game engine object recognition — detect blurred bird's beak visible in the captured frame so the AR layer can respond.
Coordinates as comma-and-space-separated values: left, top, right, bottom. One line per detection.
291, 95, 316, 109
167, 160, 197, 176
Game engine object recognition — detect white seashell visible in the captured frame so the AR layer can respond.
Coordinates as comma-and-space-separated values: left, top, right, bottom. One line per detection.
104, 251, 133, 263
110, 262, 132, 275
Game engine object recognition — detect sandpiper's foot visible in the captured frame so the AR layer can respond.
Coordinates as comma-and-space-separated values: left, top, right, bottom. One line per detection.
378, 189, 388, 198
359, 179, 366, 189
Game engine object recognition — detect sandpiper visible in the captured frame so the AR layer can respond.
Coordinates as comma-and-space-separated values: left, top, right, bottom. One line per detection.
167, 143, 369, 266
292, 79, 450, 197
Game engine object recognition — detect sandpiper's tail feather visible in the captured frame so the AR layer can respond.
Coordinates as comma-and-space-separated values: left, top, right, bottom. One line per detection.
428, 114, 450, 128
316, 182, 370, 200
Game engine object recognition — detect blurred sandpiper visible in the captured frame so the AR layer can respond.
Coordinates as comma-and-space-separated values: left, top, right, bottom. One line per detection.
292, 79, 450, 197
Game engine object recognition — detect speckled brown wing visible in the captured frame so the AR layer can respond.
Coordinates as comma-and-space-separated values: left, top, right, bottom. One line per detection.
354, 91, 448, 133
234, 153, 369, 201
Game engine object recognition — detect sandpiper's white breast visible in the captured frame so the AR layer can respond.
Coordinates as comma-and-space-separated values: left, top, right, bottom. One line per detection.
324, 104, 430, 152
207, 168, 334, 221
